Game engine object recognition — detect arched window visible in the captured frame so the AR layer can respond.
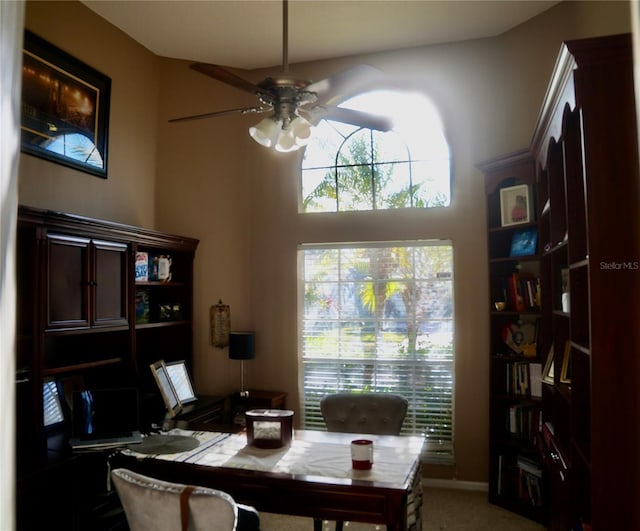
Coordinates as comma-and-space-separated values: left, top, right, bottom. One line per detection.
298, 90, 455, 464
301, 90, 450, 212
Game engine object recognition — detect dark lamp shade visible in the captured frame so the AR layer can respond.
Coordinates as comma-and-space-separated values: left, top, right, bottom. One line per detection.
229, 331, 255, 360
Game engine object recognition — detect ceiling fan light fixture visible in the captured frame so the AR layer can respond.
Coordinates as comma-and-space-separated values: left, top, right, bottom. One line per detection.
175, 1, 391, 154
275, 128, 299, 152
290, 115, 314, 146
249, 116, 282, 148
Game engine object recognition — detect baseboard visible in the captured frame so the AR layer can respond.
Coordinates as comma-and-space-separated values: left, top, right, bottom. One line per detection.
422, 478, 488, 492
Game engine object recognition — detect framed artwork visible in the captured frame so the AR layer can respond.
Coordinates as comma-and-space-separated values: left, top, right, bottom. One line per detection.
21, 30, 111, 178
510, 228, 538, 256
500, 184, 531, 226
542, 345, 555, 384
501, 320, 538, 357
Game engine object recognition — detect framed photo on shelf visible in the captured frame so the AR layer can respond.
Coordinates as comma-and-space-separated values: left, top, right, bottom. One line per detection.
501, 320, 538, 357
500, 184, 531, 226
510, 227, 538, 256
560, 341, 571, 384
21, 30, 111, 178
542, 345, 555, 384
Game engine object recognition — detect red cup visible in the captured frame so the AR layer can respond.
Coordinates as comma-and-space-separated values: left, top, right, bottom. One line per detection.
351, 439, 373, 470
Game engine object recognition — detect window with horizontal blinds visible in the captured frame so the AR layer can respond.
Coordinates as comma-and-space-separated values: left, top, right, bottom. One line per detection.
43, 378, 64, 427
299, 241, 455, 463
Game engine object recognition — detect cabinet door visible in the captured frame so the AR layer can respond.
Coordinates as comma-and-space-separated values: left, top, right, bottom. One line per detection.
46, 234, 91, 329
46, 234, 129, 330
92, 239, 128, 327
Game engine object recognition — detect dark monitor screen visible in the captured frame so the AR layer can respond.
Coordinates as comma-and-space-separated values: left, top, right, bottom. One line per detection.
71, 387, 140, 438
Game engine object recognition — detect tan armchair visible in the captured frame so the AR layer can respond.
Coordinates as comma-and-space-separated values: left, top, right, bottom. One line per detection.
111, 467, 259, 531
320, 392, 408, 435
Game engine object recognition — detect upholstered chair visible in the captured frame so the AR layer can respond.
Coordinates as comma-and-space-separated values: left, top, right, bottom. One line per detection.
315, 392, 409, 531
320, 392, 408, 436
111, 467, 259, 531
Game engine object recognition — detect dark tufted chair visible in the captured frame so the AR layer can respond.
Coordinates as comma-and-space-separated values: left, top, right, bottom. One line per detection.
314, 392, 409, 531
320, 392, 408, 436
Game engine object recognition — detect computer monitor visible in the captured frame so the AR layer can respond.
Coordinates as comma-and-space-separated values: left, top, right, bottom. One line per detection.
69, 387, 142, 449
43, 378, 65, 429
150, 360, 182, 417
165, 360, 197, 404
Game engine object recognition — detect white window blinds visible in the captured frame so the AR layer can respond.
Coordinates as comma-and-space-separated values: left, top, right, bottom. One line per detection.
298, 241, 455, 463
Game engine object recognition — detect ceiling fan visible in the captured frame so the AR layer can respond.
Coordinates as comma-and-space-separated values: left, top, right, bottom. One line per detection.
169, 0, 393, 152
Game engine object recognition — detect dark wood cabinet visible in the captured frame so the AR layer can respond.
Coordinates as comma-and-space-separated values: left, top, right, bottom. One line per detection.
481, 33, 640, 530
46, 233, 129, 330
15, 206, 199, 530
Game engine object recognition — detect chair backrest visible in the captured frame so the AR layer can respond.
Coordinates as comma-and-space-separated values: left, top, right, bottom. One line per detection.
320, 392, 409, 435
111, 468, 237, 531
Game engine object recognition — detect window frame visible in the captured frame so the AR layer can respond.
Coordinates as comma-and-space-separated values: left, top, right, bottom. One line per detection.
300, 90, 452, 213
298, 240, 455, 464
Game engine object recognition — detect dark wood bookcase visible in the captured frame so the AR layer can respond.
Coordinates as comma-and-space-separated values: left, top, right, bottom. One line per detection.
482, 33, 640, 530
479, 150, 546, 523
15, 205, 199, 530
530, 33, 640, 531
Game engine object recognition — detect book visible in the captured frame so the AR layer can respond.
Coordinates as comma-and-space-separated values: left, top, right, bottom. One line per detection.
530, 363, 542, 398
135, 252, 149, 281
135, 289, 150, 323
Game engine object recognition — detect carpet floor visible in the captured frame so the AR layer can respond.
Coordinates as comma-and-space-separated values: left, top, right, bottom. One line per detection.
259, 486, 546, 530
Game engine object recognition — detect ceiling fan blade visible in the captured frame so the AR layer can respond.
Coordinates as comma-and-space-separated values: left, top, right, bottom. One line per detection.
169, 106, 270, 123
307, 105, 393, 132
190, 63, 264, 96
308, 65, 387, 106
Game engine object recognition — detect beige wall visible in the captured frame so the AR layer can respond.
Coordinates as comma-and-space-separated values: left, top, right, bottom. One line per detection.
21, 0, 159, 228
21, 0, 631, 482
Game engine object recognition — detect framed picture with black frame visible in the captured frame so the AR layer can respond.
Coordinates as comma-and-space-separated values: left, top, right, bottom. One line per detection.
21, 30, 111, 178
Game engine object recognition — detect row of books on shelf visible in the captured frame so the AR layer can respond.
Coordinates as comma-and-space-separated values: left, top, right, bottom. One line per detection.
506, 404, 541, 445
496, 454, 543, 506
499, 272, 540, 312
505, 362, 542, 398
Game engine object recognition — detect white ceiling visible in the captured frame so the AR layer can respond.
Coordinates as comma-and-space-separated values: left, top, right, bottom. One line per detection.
81, 0, 560, 70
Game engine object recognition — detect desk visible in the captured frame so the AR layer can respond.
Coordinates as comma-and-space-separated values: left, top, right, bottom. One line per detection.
117, 429, 423, 530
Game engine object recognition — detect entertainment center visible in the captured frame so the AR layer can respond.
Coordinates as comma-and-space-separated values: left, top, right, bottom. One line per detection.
15, 205, 204, 529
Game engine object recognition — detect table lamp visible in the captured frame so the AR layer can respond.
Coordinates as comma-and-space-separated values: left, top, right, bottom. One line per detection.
229, 331, 255, 397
